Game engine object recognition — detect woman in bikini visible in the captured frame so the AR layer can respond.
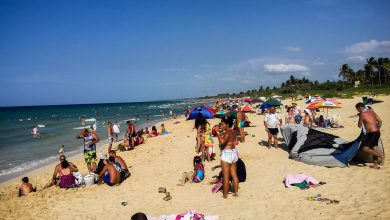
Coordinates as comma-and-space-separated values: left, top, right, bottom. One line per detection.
214, 116, 239, 198
285, 107, 296, 124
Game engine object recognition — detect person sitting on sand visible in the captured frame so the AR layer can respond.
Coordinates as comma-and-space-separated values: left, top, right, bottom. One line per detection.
98, 156, 122, 186
214, 116, 239, 198
58, 160, 77, 188
76, 128, 100, 173
303, 109, 313, 128
134, 131, 144, 146
285, 107, 296, 124
19, 177, 35, 197
47, 155, 78, 188
109, 150, 130, 180
160, 123, 169, 135
148, 126, 159, 137
144, 127, 150, 135
356, 102, 384, 169
95, 152, 108, 175
177, 156, 205, 186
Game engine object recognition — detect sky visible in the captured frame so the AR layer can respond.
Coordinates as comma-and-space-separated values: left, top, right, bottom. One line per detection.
0, 0, 389, 106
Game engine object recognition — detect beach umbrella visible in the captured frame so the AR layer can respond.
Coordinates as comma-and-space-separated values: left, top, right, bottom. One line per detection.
244, 98, 253, 102
325, 98, 342, 104
252, 98, 262, 103
187, 106, 215, 120
215, 110, 227, 118
265, 98, 282, 106
259, 103, 273, 109
225, 111, 237, 119
231, 104, 239, 110
306, 101, 321, 110
241, 106, 252, 112
204, 105, 216, 115
315, 101, 341, 109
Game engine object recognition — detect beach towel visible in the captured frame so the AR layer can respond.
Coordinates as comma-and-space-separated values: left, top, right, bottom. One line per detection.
148, 213, 219, 220
284, 173, 319, 188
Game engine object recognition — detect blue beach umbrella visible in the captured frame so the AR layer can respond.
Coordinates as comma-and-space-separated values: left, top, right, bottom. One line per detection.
187, 106, 215, 120
259, 103, 273, 109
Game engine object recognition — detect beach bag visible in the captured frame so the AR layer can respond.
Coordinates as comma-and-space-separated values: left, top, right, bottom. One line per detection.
73, 172, 84, 186
175, 210, 205, 220
212, 181, 223, 193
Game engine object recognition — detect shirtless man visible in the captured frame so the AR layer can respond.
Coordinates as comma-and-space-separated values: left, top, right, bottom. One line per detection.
109, 150, 130, 179
237, 107, 246, 143
355, 102, 384, 169
19, 177, 35, 197
107, 122, 114, 153
46, 155, 78, 188
98, 156, 122, 186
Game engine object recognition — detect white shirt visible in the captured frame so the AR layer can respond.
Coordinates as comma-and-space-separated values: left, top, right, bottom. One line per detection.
294, 106, 301, 115
264, 113, 281, 128
113, 124, 120, 133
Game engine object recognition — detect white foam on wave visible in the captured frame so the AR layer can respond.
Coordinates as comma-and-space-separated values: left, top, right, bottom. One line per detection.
0, 149, 81, 177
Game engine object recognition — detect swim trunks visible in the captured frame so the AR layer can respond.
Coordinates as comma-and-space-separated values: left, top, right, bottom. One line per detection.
268, 128, 279, 136
221, 149, 238, 164
108, 136, 113, 144
104, 173, 113, 186
238, 121, 245, 128
361, 131, 381, 148
83, 149, 97, 164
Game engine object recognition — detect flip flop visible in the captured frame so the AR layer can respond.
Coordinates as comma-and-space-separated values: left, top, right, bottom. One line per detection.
158, 187, 166, 193
163, 192, 172, 201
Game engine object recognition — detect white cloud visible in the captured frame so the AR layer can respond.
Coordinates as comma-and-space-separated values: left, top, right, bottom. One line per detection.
193, 74, 204, 80
264, 64, 309, 73
165, 82, 177, 86
345, 40, 390, 55
285, 47, 301, 52
346, 56, 365, 63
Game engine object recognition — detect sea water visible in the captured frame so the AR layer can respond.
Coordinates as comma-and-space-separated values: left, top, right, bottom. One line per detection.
0, 100, 200, 183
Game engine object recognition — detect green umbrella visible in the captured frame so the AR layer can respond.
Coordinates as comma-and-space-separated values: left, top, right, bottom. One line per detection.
265, 98, 282, 106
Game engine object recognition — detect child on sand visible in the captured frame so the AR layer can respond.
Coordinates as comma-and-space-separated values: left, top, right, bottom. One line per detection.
177, 156, 205, 186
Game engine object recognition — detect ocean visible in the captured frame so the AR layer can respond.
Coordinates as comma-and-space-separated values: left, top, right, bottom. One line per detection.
0, 99, 201, 183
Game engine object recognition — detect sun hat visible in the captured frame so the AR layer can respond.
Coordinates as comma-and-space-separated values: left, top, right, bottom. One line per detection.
304, 109, 311, 115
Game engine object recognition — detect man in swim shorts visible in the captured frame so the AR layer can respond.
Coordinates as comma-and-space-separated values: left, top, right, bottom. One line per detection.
98, 156, 122, 186
237, 107, 246, 143
264, 106, 282, 149
76, 128, 100, 173
356, 102, 384, 169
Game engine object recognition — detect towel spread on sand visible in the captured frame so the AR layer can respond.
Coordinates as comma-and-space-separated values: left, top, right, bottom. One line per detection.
148, 215, 219, 220
284, 173, 319, 188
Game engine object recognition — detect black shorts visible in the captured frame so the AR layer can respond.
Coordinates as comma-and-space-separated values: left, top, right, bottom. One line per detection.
268, 128, 279, 136
361, 132, 380, 148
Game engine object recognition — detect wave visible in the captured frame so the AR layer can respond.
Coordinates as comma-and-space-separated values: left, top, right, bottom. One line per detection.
0, 149, 81, 177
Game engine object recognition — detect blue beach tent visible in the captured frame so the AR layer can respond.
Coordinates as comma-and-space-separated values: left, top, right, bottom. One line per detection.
187, 106, 215, 120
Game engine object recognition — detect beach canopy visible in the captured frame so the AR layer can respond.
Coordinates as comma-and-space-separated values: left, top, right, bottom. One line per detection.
241, 106, 252, 112
259, 103, 273, 109
280, 124, 384, 167
265, 98, 282, 106
187, 105, 215, 120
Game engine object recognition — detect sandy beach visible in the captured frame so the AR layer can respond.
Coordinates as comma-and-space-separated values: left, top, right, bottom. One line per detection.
0, 96, 389, 220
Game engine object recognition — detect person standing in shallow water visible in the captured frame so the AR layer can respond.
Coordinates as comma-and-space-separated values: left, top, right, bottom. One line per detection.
355, 102, 385, 169
214, 116, 239, 198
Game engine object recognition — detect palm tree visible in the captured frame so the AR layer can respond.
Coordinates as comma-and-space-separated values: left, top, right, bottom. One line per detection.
364, 57, 377, 85
339, 64, 354, 88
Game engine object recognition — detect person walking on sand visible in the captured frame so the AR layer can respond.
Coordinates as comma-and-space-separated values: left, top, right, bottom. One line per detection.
355, 103, 385, 169
237, 107, 246, 143
76, 128, 100, 173
106, 122, 114, 153
264, 106, 282, 149
214, 116, 239, 198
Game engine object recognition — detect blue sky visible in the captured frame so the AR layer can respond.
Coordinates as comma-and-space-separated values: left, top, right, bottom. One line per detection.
0, 0, 389, 106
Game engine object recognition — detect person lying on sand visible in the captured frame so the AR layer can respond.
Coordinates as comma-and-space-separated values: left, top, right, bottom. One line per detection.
98, 156, 122, 186
109, 150, 130, 180
19, 177, 35, 197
